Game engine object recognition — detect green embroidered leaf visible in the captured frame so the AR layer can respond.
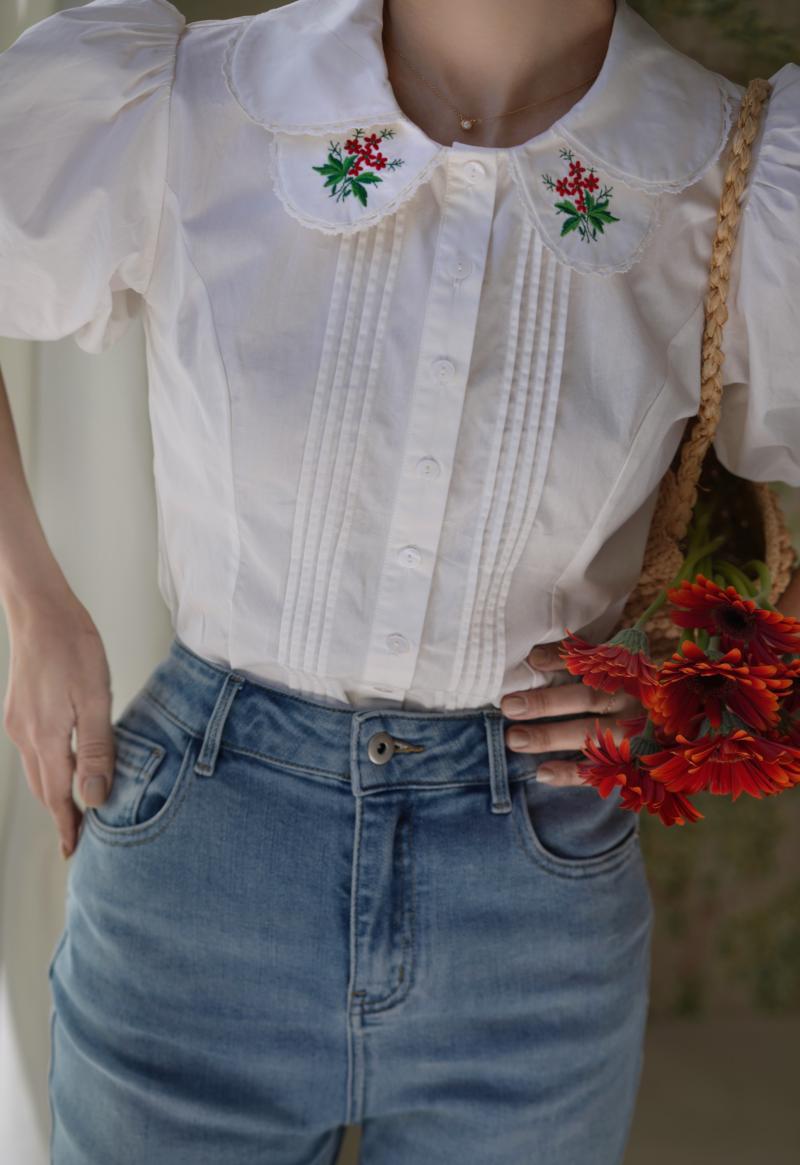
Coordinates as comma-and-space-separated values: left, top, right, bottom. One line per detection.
584, 191, 596, 212
591, 209, 621, 224
323, 175, 342, 189
350, 180, 368, 206
357, 172, 382, 185
313, 156, 353, 182
554, 200, 579, 216
589, 216, 606, 234
560, 215, 581, 236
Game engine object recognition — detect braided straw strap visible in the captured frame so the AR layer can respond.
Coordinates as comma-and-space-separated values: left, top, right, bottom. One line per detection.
619, 77, 797, 645
666, 77, 771, 540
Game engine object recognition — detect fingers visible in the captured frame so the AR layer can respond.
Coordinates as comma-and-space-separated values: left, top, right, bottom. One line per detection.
16, 742, 44, 803
526, 642, 567, 671
505, 712, 606, 755
36, 736, 83, 857
3, 613, 114, 860
14, 733, 80, 858
502, 680, 644, 757
535, 759, 587, 787
503, 681, 621, 724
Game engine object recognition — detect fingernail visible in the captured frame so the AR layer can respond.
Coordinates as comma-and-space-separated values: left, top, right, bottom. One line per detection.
503, 696, 527, 715
507, 728, 528, 747
60, 841, 71, 860
83, 776, 107, 804
529, 647, 549, 665
537, 768, 555, 782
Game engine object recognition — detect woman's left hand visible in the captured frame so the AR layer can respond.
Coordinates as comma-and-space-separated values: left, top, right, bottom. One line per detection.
501, 640, 647, 785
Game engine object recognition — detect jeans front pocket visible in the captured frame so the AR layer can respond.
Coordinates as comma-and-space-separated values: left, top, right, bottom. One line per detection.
512, 764, 641, 878
85, 692, 198, 847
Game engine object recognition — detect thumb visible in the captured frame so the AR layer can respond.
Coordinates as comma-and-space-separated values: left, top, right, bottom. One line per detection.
74, 707, 115, 809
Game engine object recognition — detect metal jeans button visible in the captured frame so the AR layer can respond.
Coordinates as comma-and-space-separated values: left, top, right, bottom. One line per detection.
367, 731, 397, 765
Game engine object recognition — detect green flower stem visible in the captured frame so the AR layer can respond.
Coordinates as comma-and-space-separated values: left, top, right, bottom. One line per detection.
714, 559, 758, 597
631, 533, 728, 629
740, 558, 774, 606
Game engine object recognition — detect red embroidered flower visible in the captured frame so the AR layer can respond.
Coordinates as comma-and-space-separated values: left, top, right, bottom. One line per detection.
312, 127, 406, 207
541, 147, 620, 244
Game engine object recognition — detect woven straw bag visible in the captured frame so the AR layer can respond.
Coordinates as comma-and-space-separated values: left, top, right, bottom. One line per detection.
612, 78, 799, 663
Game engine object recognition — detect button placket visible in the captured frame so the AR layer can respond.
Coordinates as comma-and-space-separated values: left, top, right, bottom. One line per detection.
361, 153, 499, 690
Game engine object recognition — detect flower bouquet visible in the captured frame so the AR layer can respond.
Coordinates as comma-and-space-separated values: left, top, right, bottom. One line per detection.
552, 77, 800, 827
558, 492, 800, 827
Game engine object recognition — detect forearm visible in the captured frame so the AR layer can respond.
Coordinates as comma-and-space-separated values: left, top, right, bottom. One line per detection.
0, 361, 72, 622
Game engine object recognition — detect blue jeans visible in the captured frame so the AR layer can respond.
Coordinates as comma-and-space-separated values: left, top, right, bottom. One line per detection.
48, 635, 654, 1164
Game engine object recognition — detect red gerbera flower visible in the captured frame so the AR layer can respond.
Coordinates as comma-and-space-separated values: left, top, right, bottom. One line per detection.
575, 726, 639, 797
559, 627, 658, 706
578, 726, 703, 826
666, 575, 800, 665
642, 729, 800, 800
649, 641, 791, 736
619, 764, 704, 827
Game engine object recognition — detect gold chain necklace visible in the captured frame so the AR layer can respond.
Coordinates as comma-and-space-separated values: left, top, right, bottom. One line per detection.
388, 39, 600, 133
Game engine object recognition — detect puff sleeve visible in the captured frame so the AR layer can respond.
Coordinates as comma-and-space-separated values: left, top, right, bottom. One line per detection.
0, 0, 185, 354
713, 62, 800, 487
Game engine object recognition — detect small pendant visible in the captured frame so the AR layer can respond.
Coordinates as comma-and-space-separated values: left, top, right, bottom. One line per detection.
460, 117, 476, 131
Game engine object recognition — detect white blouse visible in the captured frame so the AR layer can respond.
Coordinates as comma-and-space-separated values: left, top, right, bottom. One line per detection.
1, 0, 799, 712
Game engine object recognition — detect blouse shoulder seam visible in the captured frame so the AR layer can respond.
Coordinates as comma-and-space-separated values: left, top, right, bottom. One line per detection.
142, 22, 187, 303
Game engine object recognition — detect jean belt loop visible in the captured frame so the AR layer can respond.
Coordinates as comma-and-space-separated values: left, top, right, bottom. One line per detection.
484, 710, 512, 815
194, 671, 246, 778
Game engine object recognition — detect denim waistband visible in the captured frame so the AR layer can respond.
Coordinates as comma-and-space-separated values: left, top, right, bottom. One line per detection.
138, 636, 568, 816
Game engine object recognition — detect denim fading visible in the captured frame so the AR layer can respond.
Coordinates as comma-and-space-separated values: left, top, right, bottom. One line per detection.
48, 634, 654, 1165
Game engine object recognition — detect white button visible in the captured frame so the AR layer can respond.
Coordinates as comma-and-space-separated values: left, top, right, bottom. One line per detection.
432, 358, 456, 383
448, 256, 474, 282
397, 545, 422, 567
386, 633, 410, 654
465, 160, 487, 182
416, 457, 441, 478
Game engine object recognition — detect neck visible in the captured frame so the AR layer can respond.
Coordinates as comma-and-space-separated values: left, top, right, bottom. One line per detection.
382, 0, 617, 149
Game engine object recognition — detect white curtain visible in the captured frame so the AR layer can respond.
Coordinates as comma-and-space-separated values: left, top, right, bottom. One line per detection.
0, 4, 173, 1159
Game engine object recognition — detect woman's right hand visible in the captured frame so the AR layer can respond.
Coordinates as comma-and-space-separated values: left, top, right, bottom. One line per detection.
3, 594, 115, 859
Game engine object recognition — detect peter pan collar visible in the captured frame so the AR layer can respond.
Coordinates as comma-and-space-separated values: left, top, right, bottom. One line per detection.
222, 0, 736, 274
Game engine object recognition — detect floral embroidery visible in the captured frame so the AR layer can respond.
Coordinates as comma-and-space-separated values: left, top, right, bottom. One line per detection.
311, 128, 406, 207
541, 148, 620, 243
